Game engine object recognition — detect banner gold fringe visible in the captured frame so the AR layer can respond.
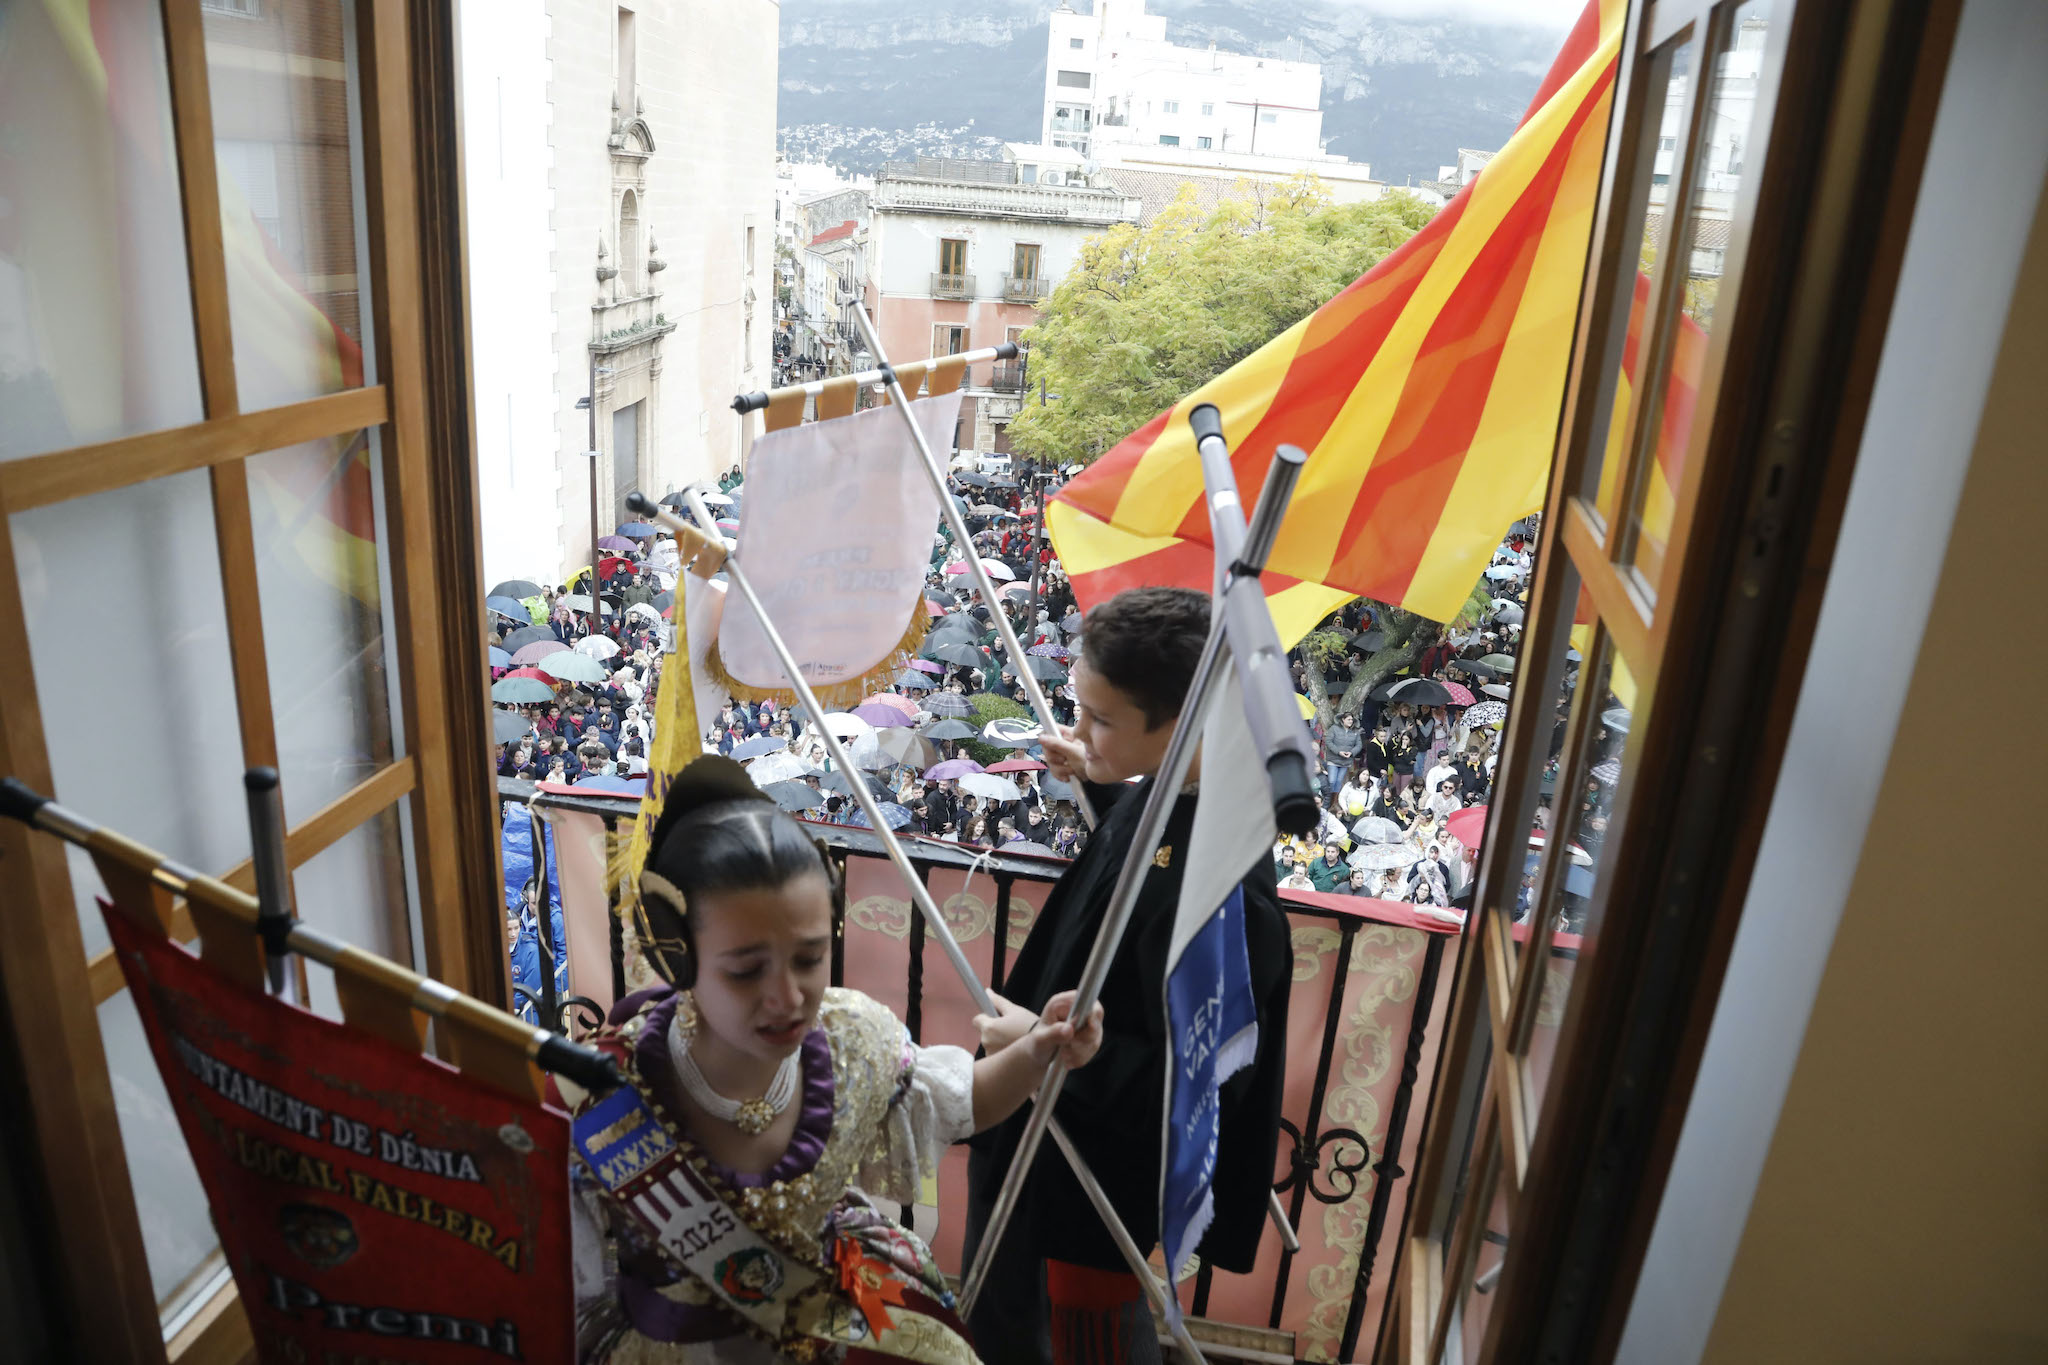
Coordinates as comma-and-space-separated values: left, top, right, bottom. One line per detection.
700, 599, 932, 716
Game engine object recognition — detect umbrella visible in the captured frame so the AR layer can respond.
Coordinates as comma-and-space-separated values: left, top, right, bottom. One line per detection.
821, 770, 887, 799
1440, 682, 1477, 706
925, 758, 985, 780
1353, 843, 1423, 871
925, 601, 947, 617
924, 588, 955, 606
576, 635, 622, 660
617, 521, 658, 539
557, 594, 611, 614
1446, 806, 1488, 848
697, 490, 734, 507
1456, 658, 1499, 679
980, 718, 1041, 749
819, 713, 877, 745
501, 666, 553, 682
1040, 775, 1076, 803
978, 558, 1016, 581
492, 676, 555, 704
924, 694, 976, 719
985, 758, 1045, 773
943, 562, 972, 576
574, 775, 645, 795
746, 752, 814, 784
1368, 676, 1411, 701
731, 735, 787, 760
1294, 693, 1315, 720
1600, 708, 1632, 733
959, 773, 1022, 802
955, 471, 991, 488
894, 671, 935, 691
1491, 603, 1526, 625
1463, 701, 1508, 726
1563, 865, 1597, 898
845, 803, 914, 831
1026, 643, 1068, 658
1000, 581, 1033, 597
1060, 612, 1083, 632
486, 594, 532, 621
1566, 648, 1583, 662
908, 659, 945, 675
851, 704, 913, 729
1352, 816, 1405, 844
1480, 653, 1518, 672
488, 646, 512, 668
510, 640, 569, 666
625, 602, 663, 625
597, 555, 637, 578
1481, 683, 1514, 700
651, 589, 676, 611
489, 579, 543, 600
925, 642, 988, 667
970, 503, 1013, 517
1352, 629, 1387, 651
922, 718, 976, 740
860, 693, 921, 719
717, 519, 739, 533
1023, 656, 1067, 681
1002, 840, 1058, 857
491, 709, 533, 744
763, 780, 822, 811
1590, 757, 1623, 786
1484, 565, 1525, 581
597, 535, 636, 552
874, 729, 936, 769
1388, 678, 1455, 707
538, 651, 607, 684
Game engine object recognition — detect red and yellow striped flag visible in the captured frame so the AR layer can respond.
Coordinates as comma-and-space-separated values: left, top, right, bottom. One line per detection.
1049, 0, 1626, 642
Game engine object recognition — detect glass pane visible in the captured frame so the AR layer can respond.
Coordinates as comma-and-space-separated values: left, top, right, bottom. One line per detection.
1446, 1158, 1513, 1364
1503, 637, 1586, 971
205, 0, 373, 409
0, 0, 205, 460
97, 990, 218, 1315
1624, 2, 1773, 594
11, 471, 250, 957
1522, 636, 1634, 1131
1587, 33, 1697, 530
247, 429, 398, 824
297, 805, 414, 1021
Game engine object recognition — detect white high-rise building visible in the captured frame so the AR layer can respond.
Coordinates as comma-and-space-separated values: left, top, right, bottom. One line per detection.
461, 0, 777, 587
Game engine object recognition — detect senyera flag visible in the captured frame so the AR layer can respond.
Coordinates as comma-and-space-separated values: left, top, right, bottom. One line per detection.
1050, 0, 1630, 643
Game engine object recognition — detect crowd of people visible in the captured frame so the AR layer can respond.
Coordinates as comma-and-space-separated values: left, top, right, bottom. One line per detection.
487, 458, 1605, 947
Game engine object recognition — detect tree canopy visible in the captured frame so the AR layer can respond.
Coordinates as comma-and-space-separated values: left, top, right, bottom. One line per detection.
1006, 176, 1437, 467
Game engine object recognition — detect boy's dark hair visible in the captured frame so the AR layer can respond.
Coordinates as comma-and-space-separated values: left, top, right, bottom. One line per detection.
1079, 586, 1210, 730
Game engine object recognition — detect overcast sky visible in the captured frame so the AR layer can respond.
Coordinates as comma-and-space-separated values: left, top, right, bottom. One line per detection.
1336, 0, 1583, 29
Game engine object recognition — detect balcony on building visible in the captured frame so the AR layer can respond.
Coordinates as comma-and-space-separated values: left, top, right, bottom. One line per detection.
1002, 273, 1051, 303
989, 361, 1028, 393
930, 271, 976, 299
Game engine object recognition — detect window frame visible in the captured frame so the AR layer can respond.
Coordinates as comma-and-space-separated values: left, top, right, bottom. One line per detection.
0, 2, 503, 1359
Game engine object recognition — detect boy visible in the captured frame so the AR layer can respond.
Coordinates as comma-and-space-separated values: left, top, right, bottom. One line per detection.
964, 587, 1292, 1364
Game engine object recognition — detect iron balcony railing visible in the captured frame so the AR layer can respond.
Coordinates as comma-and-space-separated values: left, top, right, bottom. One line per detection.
1002, 274, 1051, 303
990, 362, 1028, 393
931, 271, 975, 299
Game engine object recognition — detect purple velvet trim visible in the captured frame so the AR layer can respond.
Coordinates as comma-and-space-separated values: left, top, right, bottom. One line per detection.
628, 990, 836, 1188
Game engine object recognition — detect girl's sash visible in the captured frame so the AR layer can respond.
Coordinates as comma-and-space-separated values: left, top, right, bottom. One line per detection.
571, 1068, 977, 1363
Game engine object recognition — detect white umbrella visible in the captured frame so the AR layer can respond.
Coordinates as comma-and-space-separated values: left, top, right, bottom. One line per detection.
819, 712, 877, 745
959, 773, 1022, 802
1352, 816, 1405, 844
575, 635, 621, 660
625, 601, 663, 625
978, 558, 1017, 581
1353, 843, 1422, 871
746, 751, 813, 784
698, 490, 734, 506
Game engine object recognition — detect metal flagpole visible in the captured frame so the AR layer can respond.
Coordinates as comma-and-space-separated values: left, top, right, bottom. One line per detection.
959, 417, 1319, 1313
847, 305, 1099, 830
625, 489, 1206, 1358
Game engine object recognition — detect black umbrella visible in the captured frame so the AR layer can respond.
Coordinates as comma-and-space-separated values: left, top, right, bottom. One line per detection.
1389, 678, 1455, 707
821, 770, 888, 799
1060, 612, 1083, 632
925, 588, 955, 606
660, 491, 689, 510
489, 579, 543, 600
492, 708, 533, 744
1352, 629, 1387, 651
731, 735, 786, 760
925, 641, 988, 667
1039, 775, 1076, 802
927, 620, 980, 642
924, 694, 976, 719
955, 471, 991, 488
922, 716, 976, 738
1367, 676, 1407, 701
502, 625, 556, 651
763, 780, 822, 811
1456, 658, 1500, 679
652, 590, 676, 611
1023, 656, 1067, 681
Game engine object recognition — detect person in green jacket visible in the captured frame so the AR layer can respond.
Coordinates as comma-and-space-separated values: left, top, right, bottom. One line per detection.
1308, 843, 1348, 893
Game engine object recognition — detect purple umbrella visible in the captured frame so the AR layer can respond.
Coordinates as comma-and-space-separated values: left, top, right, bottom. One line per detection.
597, 534, 636, 552
908, 659, 945, 675
511, 640, 569, 666
924, 758, 985, 780
850, 703, 913, 728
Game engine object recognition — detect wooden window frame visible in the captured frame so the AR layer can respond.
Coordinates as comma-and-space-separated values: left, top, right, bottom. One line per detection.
1377, 2, 1960, 1362
938, 236, 968, 277
0, 3, 498, 1360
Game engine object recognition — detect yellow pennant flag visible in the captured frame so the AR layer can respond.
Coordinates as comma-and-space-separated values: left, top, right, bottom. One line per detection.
609, 610, 700, 987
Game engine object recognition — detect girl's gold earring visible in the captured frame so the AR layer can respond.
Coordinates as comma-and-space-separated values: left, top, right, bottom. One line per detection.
675, 989, 699, 1043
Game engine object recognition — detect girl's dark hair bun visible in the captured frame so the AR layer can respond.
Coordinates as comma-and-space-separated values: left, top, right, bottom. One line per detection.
645, 755, 770, 857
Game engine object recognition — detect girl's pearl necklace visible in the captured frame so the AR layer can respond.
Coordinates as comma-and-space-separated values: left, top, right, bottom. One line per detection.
667, 1008, 801, 1136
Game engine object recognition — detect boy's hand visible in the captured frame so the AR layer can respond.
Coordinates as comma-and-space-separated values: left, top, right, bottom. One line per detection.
1040, 726, 1087, 785
1027, 990, 1105, 1069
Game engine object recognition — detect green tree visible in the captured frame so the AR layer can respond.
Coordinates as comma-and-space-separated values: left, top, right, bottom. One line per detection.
1007, 177, 1437, 467
1296, 580, 1495, 729
962, 692, 1029, 768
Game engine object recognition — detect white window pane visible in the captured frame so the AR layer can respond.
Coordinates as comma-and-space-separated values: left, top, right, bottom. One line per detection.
11, 471, 251, 958
205, 0, 376, 409
296, 806, 416, 1020
97, 990, 218, 1314
0, 0, 204, 461
247, 430, 400, 825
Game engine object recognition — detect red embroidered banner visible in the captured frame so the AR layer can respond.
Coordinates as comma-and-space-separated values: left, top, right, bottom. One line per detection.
102, 901, 573, 1363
